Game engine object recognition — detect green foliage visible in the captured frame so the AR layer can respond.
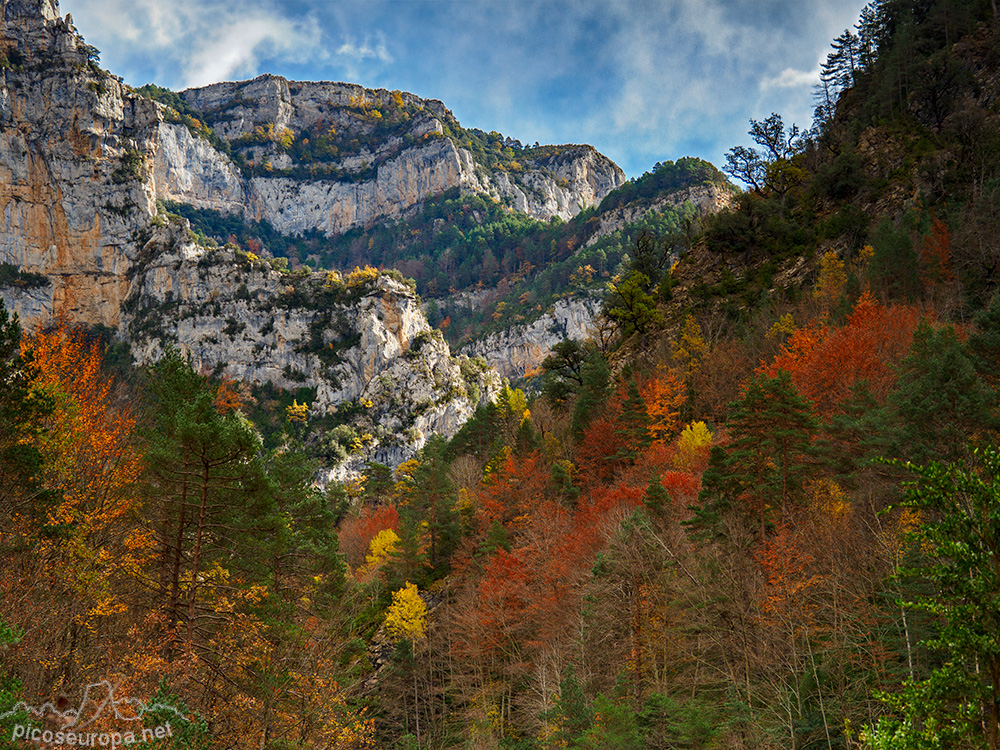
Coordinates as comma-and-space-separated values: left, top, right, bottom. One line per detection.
111, 149, 146, 183
638, 693, 720, 750
812, 147, 866, 201
578, 692, 643, 750
0, 263, 50, 289
0, 617, 26, 748
395, 436, 459, 585
541, 339, 588, 406
868, 219, 920, 301
599, 157, 731, 212
571, 348, 611, 438
604, 270, 662, 340
691, 370, 820, 538
888, 320, 996, 464
866, 446, 1000, 750
967, 291, 1000, 392
142, 682, 212, 750
0, 301, 56, 529
257, 447, 346, 609
545, 666, 592, 748
614, 378, 651, 462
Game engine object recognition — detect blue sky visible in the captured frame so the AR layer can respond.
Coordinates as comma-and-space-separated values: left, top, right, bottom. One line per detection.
60, 0, 869, 178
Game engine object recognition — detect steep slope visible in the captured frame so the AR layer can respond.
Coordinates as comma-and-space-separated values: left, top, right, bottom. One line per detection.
170, 157, 736, 380
125, 217, 499, 477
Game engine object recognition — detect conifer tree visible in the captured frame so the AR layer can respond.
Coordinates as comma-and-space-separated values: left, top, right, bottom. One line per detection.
141, 349, 269, 654
571, 350, 611, 438
692, 371, 819, 538
889, 320, 996, 464
400, 435, 459, 582
549, 665, 592, 748
968, 291, 1000, 392
542, 339, 587, 406
615, 378, 652, 463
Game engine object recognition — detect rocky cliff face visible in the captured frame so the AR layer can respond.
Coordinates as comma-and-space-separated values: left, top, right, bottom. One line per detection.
125, 217, 500, 475
583, 183, 735, 248
0, 0, 509, 477
451, 183, 734, 381
465, 145, 624, 223
1, 0, 627, 329
152, 122, 246, 215
459, 296, 602, 380
153, 75, 626, 234
0, 0, 159, 327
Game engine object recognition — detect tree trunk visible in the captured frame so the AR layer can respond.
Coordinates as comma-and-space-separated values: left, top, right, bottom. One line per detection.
187, 456, 211, 649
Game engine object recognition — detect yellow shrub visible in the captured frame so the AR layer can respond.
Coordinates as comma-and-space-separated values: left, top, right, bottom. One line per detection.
346, 265, 379, 287
385, 582, 426, 640
285, 399, 309, 423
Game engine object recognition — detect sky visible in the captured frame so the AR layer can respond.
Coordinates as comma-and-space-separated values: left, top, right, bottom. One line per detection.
58, 0, 870, 179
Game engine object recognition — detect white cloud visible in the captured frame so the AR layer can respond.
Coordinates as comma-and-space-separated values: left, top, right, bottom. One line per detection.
336, 35, 393, 65
182, 16, 318, 88
762, 66, 822, 90
62, 0, 326, 89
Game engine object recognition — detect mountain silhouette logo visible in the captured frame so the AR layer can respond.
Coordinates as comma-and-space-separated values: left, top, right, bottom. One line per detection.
1, 680, 188, 738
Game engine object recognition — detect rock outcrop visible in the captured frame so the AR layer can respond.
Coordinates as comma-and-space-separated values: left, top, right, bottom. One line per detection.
153, 75, 626, 234
126, 217, 500, 474
0, 0, 159, 327
0, 0, 508, 476
460, 296, 602, 381
0, 0, 670, 476
1, 0, 626, 331
583, 183, 735, 248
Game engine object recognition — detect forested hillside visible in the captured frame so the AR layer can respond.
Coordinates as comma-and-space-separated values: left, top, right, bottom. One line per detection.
3, 0, 1000, 749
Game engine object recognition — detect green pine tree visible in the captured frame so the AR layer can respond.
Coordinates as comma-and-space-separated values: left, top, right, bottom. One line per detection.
889, 320, 996, 464
615, 378, 651, 463
690, 371, 819, 538
571, 351, 611, 438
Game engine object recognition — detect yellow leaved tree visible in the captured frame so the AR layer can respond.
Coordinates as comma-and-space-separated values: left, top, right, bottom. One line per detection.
385, 582, 427, 641
357, 528, 400, 583
672, 314, 707, 380
6, 322, 154, 695
815, 249, 847, 311
286, 398, 310, 422
673, 420, 714, 471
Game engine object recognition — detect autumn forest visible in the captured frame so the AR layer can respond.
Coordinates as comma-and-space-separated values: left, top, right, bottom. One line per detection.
4, 0, 1000, 749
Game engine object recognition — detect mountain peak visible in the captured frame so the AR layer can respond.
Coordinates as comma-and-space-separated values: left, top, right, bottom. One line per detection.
2, 0, 74, 57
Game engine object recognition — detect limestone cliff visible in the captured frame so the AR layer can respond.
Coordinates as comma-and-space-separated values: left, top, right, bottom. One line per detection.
0, 0, 503, 477
459, 296, 602, 381
449, 180, 734, 381
583, 182, 735, 248
125, 217, 500, 475
0, 0, 159, 327
152, 75, 626, 235
1, 0, 626, 329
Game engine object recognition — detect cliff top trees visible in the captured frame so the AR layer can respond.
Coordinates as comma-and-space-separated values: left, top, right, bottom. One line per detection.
724, 113, 804, 217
